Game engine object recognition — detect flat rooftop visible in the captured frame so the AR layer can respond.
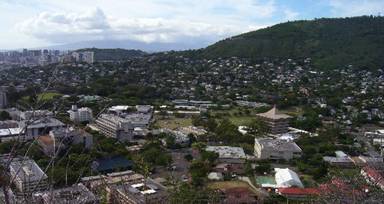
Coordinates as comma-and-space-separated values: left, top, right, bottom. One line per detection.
206, 146, 246, 159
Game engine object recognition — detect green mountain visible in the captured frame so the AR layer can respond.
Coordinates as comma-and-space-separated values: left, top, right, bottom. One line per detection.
200, 16, 384, 69
77, 48, 146, 61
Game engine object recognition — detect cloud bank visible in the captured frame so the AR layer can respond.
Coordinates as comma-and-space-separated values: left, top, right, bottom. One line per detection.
15, 0, 277, 47
2, 0, 383, 49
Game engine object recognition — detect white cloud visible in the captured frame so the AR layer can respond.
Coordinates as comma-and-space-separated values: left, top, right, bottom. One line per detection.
16, 7, 269, 45
4, 0, 283, 48
329, 0, 384, 17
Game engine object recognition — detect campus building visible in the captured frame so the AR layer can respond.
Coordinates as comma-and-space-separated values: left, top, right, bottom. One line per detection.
257, 106, 292, 134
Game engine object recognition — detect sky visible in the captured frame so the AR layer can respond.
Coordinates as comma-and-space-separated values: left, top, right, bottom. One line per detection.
0, 0, 383, 50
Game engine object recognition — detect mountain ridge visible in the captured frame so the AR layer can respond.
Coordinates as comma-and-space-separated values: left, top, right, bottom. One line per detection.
198, 16, 384, 69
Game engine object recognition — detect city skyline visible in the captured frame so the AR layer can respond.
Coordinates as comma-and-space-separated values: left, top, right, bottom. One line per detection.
1, 0, 383, 50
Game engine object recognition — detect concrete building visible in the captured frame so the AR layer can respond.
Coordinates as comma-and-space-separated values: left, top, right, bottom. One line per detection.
0, 120, 19, 129
323, 151, 354, 167
50, 127, 93, 149
81, 170, 144, 193
23, 118, 65, 139
108, 178, 168, 204
0, 127, 24, 142
206, 146, 247, 162
9, 158, 48, 194
33, 183, 99, 204
160, 128, 190, 146
20, 110, 53, 120
256, 106, 292, 134
135, 105, 153, 113
0, 90, 7, 108
95, 114, 133, 141
81, 170, 167, 203
82, 51, 95, 64
37, 127, 93, 156
254, 138, 302, 161
68, 105, 93, 123
124, 113, 152, 129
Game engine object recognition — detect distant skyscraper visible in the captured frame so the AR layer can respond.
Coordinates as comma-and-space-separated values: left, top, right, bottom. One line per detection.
0, 90, 7, 108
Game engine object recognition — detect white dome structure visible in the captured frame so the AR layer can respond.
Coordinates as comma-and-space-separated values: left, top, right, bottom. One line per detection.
275, 168, 303, 188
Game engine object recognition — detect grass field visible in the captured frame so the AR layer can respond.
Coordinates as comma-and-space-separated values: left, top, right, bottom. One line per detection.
21, 92, 63, 103
210, 107, 260, 126
37, 92, 63, 101
208, 181, 252, 190
154, 116, 193, 129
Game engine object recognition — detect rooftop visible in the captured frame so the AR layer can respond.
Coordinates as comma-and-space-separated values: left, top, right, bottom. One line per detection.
36, 183, 98, 204
9, 158, 47, 183
24, 118, 65, 129
257, 106, 292, 120
108, 105, 131, 112
206, 146, 246, 159
256, 138, 302, 152
275, 168, 303, 188
0, 127, 24, 137
114, 178, 168, 203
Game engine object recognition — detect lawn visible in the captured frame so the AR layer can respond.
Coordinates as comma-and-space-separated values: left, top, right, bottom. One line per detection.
21, 92, 63, 104
37, 92, 63, 101
154, 116, 193, 129
210, 107, 259, 126
208, 180, 252, 190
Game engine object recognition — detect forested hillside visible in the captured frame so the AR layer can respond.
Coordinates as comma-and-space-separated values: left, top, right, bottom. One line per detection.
200, 16, 384, 69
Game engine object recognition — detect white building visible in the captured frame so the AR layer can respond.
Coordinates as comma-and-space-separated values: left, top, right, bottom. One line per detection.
275, 168, 303, 188
9, 158, 48, 194
68, 105, 93, 123
95, 114, 133, 141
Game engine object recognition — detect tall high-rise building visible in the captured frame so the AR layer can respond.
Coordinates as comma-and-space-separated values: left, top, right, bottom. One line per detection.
82, 51, 94, 64
67, 105, 93, 123
0, 91, 7, 108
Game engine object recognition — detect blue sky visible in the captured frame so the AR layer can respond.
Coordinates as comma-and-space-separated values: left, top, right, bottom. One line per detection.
0, 0, 383, 49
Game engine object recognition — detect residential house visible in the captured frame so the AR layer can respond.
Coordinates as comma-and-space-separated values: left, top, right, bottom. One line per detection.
206, 146, 246, 174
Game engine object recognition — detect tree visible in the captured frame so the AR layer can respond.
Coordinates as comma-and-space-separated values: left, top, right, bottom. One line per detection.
189, 160, 210, 186
247, 118, 268, 136
169, 183, 221, 203
255, 161, 271, 174
0, 111, 11, 121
